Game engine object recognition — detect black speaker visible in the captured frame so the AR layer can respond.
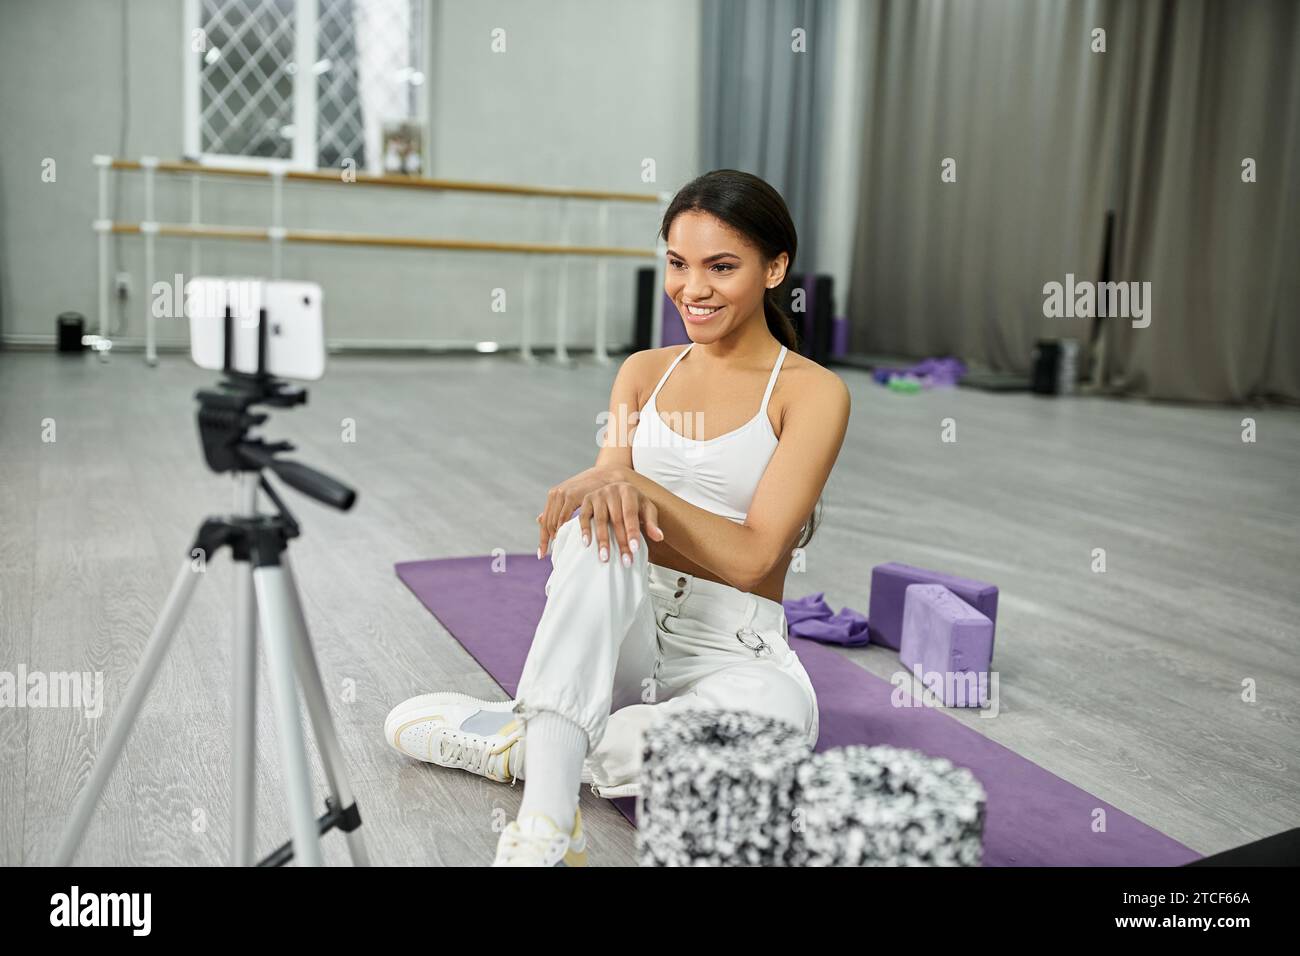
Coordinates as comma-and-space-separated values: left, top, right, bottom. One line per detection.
634, 267, 655, 352
1031, 340, 1060, 394
781, 274, 835, 363
1031, 338, 1081, 395
57, 312, 86, 353
808, 274, 834, 364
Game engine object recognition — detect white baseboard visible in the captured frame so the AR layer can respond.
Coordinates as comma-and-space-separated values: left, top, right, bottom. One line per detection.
1, 333, 629, 354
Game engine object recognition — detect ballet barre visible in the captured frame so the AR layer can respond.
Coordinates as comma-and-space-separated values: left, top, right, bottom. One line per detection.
93, 155, 673, 365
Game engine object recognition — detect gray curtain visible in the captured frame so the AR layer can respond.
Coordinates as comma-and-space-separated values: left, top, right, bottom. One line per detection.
846, 0, 1300, 403
1104, 0, 1300, 401
700, 0, 839, 281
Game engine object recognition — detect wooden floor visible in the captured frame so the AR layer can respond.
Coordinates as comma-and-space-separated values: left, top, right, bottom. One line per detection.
1, 349, 1297, 866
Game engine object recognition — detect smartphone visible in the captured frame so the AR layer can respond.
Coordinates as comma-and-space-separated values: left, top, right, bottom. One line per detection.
188, 277, 326, 381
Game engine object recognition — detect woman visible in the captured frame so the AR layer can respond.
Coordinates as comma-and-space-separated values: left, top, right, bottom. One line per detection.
384, 169, 851, 866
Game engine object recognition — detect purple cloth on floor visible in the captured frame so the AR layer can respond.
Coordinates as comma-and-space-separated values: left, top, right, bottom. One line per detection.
869, 562, 999, 652
394, 554, 1201, 866
872, 356, 967, 388
899, 584, 995, 708
782, 592, 869, 646
783, 591, 833, 625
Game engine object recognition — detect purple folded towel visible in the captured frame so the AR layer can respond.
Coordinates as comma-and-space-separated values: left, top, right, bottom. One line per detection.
784, 591, 832, 624
782, 592, 870, 646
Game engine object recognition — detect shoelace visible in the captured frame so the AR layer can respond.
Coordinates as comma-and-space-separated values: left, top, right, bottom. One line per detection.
437, 729, 518, 782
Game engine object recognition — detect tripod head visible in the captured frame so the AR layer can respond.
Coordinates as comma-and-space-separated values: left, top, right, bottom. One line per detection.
195, 306, 356, 513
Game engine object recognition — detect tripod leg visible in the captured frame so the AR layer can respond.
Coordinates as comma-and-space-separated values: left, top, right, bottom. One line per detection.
280, 554, 371, 866
231, 473, 259, 866
53, 560, 205, 865
231, 558, 258, 865
253, 565, 324, 866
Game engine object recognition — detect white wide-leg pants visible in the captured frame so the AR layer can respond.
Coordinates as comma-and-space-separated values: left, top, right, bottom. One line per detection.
512, 514, 820, 800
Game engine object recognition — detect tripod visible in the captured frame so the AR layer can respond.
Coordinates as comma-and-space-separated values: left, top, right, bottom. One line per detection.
55, 337, 370, 866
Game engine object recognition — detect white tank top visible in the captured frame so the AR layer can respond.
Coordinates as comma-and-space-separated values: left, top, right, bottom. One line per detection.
631, 342, 788, 523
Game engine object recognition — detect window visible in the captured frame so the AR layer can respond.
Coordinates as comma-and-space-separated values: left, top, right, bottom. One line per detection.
184, 0, 428, 172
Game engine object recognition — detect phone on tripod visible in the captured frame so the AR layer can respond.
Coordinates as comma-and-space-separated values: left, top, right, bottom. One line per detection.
189, 277, 326, 381
56, 275, 366, 868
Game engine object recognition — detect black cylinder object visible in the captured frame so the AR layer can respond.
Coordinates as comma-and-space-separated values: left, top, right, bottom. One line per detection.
57, 312, 86, 353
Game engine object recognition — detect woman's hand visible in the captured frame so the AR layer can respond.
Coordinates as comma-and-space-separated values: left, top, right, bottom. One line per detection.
577, 481, 664, 566
537, 465, 626, 558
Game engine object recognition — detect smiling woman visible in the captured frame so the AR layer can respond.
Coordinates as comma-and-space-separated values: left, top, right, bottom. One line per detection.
610, 169, 850, 598
385, 169, 852, 867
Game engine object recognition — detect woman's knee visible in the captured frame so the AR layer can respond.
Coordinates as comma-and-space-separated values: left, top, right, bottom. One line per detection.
555, 515, 648, 570
693, 663, 814, 734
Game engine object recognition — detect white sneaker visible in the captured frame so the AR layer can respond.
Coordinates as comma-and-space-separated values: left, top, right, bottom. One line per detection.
384, 692, 523, 783
492, 808, 588, 867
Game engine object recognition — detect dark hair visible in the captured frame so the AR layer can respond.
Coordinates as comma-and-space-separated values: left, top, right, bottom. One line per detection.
658, 169, 821, 550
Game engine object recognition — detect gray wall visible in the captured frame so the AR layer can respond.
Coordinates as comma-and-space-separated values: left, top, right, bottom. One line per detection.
0, 0, 702, 350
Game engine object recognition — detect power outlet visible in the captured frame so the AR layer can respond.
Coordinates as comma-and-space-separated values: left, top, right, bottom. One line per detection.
114, 272, 131, 300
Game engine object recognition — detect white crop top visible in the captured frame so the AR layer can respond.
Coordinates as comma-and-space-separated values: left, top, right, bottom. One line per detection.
631, 342, 788, 523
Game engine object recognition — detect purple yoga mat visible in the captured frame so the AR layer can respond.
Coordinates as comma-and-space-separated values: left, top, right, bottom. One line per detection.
394, 554, 1201, 867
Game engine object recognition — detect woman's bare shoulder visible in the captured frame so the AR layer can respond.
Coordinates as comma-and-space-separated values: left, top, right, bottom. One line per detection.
624, 345, 686, 369
622, 345, 686, 386
774, 352, 851, 430
616, 346, 686, 409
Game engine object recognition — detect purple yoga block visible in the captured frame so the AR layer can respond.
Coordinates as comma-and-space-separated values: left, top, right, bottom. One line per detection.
899, 584, 994, 707
868, 562, 999, 652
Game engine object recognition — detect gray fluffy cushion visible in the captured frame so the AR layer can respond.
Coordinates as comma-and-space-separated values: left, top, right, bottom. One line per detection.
636, 708, 808, 866
792, 744, 986, 866
636, 707, 986, 867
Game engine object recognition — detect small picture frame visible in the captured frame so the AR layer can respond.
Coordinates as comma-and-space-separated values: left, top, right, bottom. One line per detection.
380, 119, 425, 176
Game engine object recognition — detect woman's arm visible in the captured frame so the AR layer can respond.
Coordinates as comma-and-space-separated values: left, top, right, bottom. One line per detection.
614, 370, 851, 591
594, 350, 649, 472
537, 351, 654, 556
